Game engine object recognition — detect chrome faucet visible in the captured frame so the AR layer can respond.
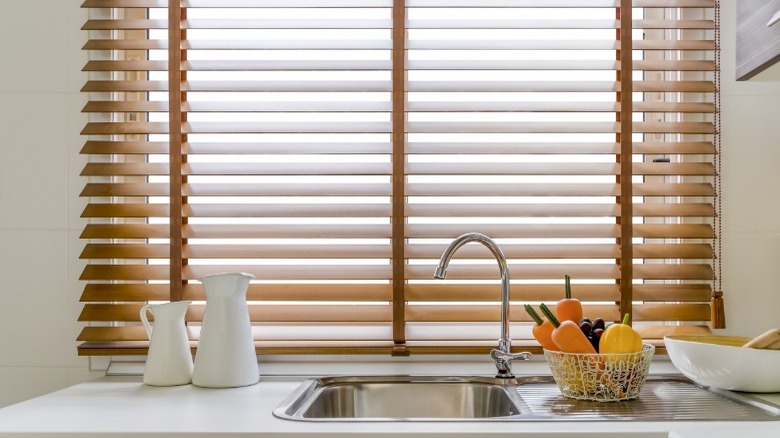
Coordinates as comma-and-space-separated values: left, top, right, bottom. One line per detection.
434, 233, 531, 378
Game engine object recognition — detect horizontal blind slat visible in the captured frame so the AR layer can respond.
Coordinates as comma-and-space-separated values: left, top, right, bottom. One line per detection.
81, 224, 169, 239
185, 183, 391, 196
82, 0, 166, 7
634, 264, 714, 281
635, 80, 715, 92
81, 141, 169, 155
407, 19, 619, 29
80, 266, 393, 282
634, 39, 715, 50
408, 122, 620, 134
81, 244, 170, 259
80, 265, 169, 281
80, 284, 171, 302
408, 102, 619, 112
407, 0, 714, 6
81, 163, 169, 176
407, 183, 713, 196
186, 224, 391, 238
186, 283, 393, 302
407, 162, 620, 175
407, 283, 619, 302
186, 142, 391, 154
184, 19, 393, 29
407, 0, 619, 6
82, 19, 167, 30
408, 39, 619, 50
183, 204, 392, 217
184, 162, 392, 175
83, 80, 396, 92
184, 245, 392, 259
633, 303, 712, 322
633, 284, 712, 301
83, 60, 167, 71
406, 203, 713, 217
81, 183, 169, 197
408, 142, 619, 154
407, 223, 619, 238
635, 141, 714, 154
185, 39, 392, 50
634, 19, 714, 30
185, 0, 393, 7
408, 60, 619, 70
406, 304, 621, 323
83, 39, 168, 50
183, 121, 392, 134
82, 101, 169, 113
408, 243, 712, 260
408, 81, 618, 92
81, 122, 168, 135
186, 101, 392, 112
184, 60, 392, 71
406, 264, 621, 280
79, 304, 393, 323
406, 223, 713, 238
82, 204, 168, 218
408, 183, 622, 196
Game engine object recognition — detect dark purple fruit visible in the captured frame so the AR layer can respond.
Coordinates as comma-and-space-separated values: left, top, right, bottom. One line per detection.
592, 317, 605, 330
589, 336, 600, 352
591, 328, 604, 339
579, 321, 592, 335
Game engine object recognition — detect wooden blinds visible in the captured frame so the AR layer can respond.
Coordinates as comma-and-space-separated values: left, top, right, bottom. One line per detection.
78, 0, 720, 356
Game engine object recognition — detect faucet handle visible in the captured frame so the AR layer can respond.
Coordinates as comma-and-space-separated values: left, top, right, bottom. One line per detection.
490, 349, 532, 378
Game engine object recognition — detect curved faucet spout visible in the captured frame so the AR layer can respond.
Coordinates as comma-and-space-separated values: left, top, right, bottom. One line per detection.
434, 232, 531, 378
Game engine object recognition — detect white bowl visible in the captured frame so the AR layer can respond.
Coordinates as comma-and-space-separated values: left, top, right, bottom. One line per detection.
665, 335, 780, 392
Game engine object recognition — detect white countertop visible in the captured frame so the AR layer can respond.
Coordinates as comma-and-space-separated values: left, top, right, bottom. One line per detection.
0, 358, 779, 438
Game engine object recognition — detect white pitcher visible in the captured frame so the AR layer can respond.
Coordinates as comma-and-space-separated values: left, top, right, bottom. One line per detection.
192, 272, 259, 388
140, 300, 193, 386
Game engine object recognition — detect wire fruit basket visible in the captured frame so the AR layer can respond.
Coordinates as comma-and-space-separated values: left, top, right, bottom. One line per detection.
544, 344, 655, 402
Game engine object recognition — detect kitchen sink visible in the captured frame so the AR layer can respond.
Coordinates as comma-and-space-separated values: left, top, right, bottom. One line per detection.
273, 375, 522, 420
273, 375, 780, 422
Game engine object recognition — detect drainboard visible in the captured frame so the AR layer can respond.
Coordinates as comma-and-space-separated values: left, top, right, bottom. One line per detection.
514, 375, 780, 421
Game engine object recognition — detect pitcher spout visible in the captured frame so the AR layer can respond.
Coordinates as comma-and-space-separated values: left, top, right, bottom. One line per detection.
197, 272, 255, 298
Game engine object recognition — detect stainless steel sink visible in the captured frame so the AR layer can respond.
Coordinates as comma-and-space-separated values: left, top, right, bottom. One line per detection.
273, 375, 523, 421
273, 375, 780, 422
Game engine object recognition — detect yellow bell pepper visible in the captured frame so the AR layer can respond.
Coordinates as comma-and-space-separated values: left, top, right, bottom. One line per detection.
599, 313, 643, 354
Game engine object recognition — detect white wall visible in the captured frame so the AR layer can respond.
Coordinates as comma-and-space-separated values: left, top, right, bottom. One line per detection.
718, 1, 780, 336
0, 0, 103, 408
0, 0, 779, 409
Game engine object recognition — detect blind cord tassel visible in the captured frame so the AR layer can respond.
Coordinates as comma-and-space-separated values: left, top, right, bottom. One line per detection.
711, 291, 726, 329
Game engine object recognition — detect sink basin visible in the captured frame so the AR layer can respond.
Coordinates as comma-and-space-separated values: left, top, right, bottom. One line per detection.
273, 376, 523, 421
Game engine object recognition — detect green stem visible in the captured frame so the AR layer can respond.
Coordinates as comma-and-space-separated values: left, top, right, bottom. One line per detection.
564, 274, 571, 299
524, 304, 543, 326
539, 303, 561, 328
622, 313, 630, 325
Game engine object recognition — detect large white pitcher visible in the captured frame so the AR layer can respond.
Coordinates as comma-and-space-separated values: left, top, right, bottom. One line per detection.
140, 300, 193, 386
192, 272, 259, 388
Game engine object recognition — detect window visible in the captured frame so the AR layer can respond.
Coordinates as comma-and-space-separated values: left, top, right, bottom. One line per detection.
78, 0, 720, 356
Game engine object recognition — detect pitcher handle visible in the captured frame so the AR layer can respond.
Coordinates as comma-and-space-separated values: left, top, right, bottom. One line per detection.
140, 304, 153, 339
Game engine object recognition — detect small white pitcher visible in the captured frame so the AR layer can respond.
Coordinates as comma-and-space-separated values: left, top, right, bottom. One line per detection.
140, 300, 194, 386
